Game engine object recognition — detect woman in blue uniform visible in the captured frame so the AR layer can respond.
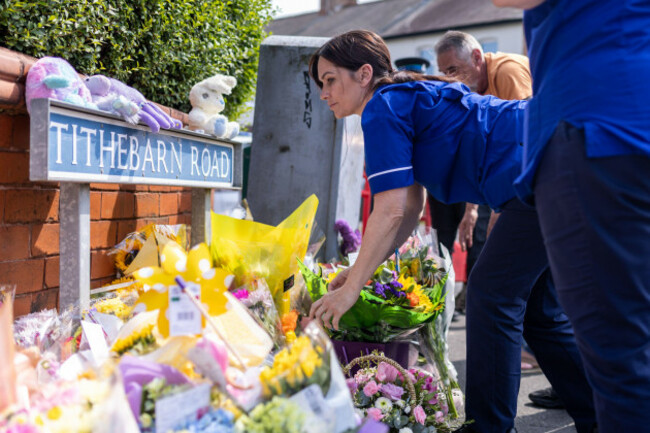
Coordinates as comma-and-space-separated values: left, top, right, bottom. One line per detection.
307, 30, 596, 433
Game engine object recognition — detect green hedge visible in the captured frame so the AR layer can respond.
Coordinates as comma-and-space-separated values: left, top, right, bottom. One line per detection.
0, 0, 274, 119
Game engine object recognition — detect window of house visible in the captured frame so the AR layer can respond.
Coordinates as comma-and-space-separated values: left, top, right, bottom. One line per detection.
480, 38, 498, 53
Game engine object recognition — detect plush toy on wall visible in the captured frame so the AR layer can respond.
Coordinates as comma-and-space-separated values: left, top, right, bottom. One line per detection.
84, 75, 183, 133
188, 74, 240, 140
25, 57, 97, 114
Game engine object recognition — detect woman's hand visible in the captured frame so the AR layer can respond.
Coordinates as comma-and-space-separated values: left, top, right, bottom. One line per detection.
328, 266, 351, 291
309, 282, 361, 331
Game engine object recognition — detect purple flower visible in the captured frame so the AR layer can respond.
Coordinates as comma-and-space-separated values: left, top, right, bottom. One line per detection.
374, 282, 387, 298
335, 220, 362, 256
435, 410, 445, 423
390, 280, 403, 290
380, 382, 404, 400
346, 378, 359, 394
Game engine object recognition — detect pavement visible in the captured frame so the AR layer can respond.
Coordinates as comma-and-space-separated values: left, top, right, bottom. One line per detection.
447, 312, 578, 433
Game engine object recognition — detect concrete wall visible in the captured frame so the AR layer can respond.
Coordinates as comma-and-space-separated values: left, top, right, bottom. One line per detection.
247, 36, 365, 261
0, 47, 193, 318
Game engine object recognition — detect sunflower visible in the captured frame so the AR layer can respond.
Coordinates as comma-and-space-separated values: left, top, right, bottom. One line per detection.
113, 237, 143, 272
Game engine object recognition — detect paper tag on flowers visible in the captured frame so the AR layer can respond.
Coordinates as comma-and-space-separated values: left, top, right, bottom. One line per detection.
290, 383, 331, 419
348, 251, 359, 266
155, 383, 211, 433
168, 283, 202, 336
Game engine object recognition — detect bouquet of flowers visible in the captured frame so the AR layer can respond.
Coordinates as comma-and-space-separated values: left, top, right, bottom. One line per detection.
234, 396, 309, 433
233, 279, 286, 347
299, 243, 447, 343
258, 324, 331, 398
346, 355, 456, 433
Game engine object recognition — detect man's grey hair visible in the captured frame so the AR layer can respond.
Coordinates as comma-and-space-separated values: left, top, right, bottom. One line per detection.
434, 30, 483, 61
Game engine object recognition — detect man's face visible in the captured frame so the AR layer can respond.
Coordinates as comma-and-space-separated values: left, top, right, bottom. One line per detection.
437, 48, 480, 92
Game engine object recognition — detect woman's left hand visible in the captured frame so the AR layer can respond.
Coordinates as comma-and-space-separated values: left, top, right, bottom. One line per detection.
309, 283, 360, 331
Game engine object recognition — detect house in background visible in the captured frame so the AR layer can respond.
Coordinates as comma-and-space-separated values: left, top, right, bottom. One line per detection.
237, 0, 523, 126
267, 0, 524, 75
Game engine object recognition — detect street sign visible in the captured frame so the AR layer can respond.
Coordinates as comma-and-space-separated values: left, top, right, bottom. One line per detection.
28, 98, 242, 309
30, 99, 238, 188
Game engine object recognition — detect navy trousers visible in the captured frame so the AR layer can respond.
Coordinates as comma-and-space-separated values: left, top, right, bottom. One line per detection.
535, 122, 650, 432
465, 197, 596, 433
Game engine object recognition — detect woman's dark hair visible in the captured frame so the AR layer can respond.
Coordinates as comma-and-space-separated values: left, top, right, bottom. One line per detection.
309, 29, 454, 90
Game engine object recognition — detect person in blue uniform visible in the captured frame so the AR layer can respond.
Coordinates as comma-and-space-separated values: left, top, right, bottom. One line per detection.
306, 30, 596, 433
492, 0, 650, 431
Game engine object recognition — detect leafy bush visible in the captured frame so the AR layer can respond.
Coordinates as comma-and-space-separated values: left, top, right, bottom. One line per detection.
0, 0, 274, 118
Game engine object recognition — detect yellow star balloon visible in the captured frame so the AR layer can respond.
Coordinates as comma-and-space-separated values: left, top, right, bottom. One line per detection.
132, 242, 233, 338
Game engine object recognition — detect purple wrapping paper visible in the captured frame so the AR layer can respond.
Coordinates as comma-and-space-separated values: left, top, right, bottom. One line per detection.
118, 355, 190, 418
333, 340, 418, 370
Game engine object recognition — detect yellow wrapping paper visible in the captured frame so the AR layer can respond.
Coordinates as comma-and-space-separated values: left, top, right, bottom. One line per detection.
210, 195, 318, 315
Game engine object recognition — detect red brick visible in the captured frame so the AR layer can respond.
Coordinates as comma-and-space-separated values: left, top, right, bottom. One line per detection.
133, 185, 150, 192
101, 191, 135, 220
0, 190, 4, 223
0, 151, 29, 184
30, 288, 58, 312
90, 191, 101, 220
0, 225, 30, 260
31, 223, 60, 257
13, 294, 31, 318
90, 183, 121, 191
117, 219, 138, 242
179, 192, 192, 212
159, 193, 179, 216
5, 189, 59, 223
44, 255, 60, 289
168, 213, 191, 226
135, 193, 159, 217
149, 185, 173, 192
141, 217, 169, 227
91, 249, 116, 280
0, 259, 45, 294
90, 220, 118, 249
12, 115, 29, 150
0, 114, 14, 149
91, 276, 114, 290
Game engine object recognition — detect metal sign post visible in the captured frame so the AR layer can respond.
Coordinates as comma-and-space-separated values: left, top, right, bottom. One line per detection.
29, 99, 242, 310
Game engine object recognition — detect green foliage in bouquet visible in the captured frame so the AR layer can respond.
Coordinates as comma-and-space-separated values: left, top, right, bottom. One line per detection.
0, 0, 274, 118
298, 252, 448, 342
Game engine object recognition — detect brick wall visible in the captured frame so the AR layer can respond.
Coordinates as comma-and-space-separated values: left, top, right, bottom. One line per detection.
0, 47, 193, 318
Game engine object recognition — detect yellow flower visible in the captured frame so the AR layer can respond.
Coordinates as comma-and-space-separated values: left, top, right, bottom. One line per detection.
47, 406, 62, 420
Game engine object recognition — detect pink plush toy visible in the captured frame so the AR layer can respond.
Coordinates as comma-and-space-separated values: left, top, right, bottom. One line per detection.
25, 57, 97, 114
84, 75, 182, 132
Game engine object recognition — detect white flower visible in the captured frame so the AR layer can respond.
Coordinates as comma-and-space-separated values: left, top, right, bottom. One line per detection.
404, 405, 411, 414
395, 399, 406, 409
399, 428, 414, 433
375, 397, 393, 413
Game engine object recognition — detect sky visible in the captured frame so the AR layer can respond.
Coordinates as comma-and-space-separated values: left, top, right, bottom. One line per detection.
272, 0, 378, 18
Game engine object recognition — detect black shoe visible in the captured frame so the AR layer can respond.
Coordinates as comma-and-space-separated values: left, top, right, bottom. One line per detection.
528, 386, 565, 409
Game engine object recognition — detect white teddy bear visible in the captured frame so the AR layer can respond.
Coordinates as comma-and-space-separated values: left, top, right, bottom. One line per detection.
188, 74, 240, 139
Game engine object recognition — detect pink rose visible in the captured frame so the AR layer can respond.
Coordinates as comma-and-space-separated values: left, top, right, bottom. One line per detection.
363, 380, 380, 397
435, 410, 445, 423
366, 407, 384, 421
380, 382, 405, 400
414, 405, 426, 425
376, 362, 399, 382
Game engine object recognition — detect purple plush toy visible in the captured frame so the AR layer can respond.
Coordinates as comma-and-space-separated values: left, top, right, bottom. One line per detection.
84, 75, 182, 132
25, 57, 97, 114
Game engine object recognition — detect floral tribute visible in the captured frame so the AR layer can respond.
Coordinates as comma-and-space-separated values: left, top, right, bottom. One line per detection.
348, 359, 454, 433
300, 242, 447, 342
